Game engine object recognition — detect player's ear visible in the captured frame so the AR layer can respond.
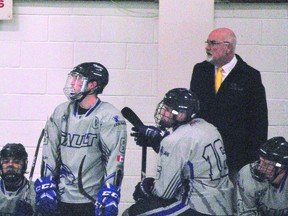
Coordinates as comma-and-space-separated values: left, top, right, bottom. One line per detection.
176, 112, 187, 122
90, 81, 97, 88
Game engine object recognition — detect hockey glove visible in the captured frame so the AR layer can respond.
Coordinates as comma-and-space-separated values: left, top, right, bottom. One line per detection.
131, 125, 169, 153
13, 200, 34, 216
133, 177, 155, 202
34, 176, 59, 216
95, 183, 120, 216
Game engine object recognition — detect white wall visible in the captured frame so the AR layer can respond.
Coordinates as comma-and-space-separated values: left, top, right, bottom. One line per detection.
0, 1, 287, 214
214, 3, 288, 139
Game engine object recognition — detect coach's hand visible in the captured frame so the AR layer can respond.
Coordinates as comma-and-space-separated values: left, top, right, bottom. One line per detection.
131, 125, 169, 153
133, 177, 155, 202
95, 183, 120, 216
34, 176, 59, 216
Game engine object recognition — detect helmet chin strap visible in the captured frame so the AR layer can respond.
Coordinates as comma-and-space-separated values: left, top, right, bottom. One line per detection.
271, 166, 287, 187
77, 87, 98, 103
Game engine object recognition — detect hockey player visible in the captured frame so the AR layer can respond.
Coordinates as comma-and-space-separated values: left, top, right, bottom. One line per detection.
34, 62, 127, 216
237, 136, 288, 215
123, 88, 233, 215
0, 143, 35, 216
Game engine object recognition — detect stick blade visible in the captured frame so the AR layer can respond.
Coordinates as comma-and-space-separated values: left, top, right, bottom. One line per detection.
121, 107, 144, 128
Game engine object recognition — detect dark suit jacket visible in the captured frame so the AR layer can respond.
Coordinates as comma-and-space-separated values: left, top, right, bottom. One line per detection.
190, 54, 268, 171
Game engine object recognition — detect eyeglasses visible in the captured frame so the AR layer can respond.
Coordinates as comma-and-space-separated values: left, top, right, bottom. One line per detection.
205, 40, 230, 46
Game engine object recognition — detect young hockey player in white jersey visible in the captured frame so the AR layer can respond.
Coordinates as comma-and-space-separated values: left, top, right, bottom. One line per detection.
0, 143, 35, 216
237, 136, 288, 215
34, 62, 127, 216
123, 88, 233, 216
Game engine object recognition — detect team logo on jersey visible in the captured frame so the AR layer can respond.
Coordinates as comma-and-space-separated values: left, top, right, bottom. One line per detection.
92, 117, 100, 129
113, 115, 120, 122
61, 131, 98, 148
113, 115, 126, 127
159, 146, 170, 157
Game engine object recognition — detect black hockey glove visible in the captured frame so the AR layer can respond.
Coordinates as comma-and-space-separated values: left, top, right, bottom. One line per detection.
133, 177, 155, 202
13, 200, 34, 216
131, 125, 169, 153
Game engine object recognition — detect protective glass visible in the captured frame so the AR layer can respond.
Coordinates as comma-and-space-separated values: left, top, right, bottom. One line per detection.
63, 72, 89, 101
1, 157, 24, 182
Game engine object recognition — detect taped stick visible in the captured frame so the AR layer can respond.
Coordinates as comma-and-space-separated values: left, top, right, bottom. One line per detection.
78, 156, 122, 215
121, 107, 147, 180
78, 155, 97, 204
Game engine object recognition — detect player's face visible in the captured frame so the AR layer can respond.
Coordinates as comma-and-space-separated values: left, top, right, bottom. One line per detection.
1, 157, 23, 175
159, 105, 175, 127
257, 156, 276, 180
70, 73, 84, 93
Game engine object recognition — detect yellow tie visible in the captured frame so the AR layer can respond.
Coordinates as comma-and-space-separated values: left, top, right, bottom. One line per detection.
215, 67, 223, 93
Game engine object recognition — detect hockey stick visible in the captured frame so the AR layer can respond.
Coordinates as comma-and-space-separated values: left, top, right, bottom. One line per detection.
24, 128, 45, 202
78, 155, 122, 215
121, 107, 146, 180
78, 155, 97, 204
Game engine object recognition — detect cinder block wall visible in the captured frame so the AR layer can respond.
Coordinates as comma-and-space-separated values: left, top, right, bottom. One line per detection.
0, 1, 287, 214
215, 3, 288, 140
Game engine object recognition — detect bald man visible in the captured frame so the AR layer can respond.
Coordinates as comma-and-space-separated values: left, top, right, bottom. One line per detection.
190, 27, 268, 181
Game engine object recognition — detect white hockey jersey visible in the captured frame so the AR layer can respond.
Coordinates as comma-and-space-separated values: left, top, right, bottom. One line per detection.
237, 164, 288, 215
42, 99, 127, 204
0, 178, 35, 215
152, 118, 233, 215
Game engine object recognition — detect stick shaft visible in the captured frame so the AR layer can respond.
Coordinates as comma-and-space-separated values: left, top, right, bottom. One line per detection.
29, 128, 45, 181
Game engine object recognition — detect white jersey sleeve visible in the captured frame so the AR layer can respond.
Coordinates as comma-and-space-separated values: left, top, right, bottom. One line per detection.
153, 118, 233, 215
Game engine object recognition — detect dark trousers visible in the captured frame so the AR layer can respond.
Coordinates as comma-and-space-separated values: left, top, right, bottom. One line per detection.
123, 197, 211, 216
59, 202, 95, 216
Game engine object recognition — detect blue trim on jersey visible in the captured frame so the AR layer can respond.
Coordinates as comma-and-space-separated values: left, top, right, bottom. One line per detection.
73, 99, 102, 117
0, 180, 5, 194
151, 202, 186, 216
187, 161, 194, 179
73, 102, 78, 117
86, 99, 101, 117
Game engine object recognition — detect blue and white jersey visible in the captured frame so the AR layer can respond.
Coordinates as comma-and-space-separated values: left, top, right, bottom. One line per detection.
152, 118, 233, 215
0, 178, 35, 215
42, 99, 127, 204
237, 164, 288, 215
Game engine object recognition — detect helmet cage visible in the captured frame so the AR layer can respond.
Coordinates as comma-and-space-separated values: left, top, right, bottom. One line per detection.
154, 100, 178, 129
250, 159, 284, 182
0, 143, 28, 183
154, 88, 200, 130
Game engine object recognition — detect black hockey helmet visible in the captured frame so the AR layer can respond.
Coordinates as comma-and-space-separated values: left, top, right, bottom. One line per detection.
64, 62, 109, 101
259, 136, 288, 165
251, 137, 288, 182
154, 88, 200, 129
0, 143, 28, 183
